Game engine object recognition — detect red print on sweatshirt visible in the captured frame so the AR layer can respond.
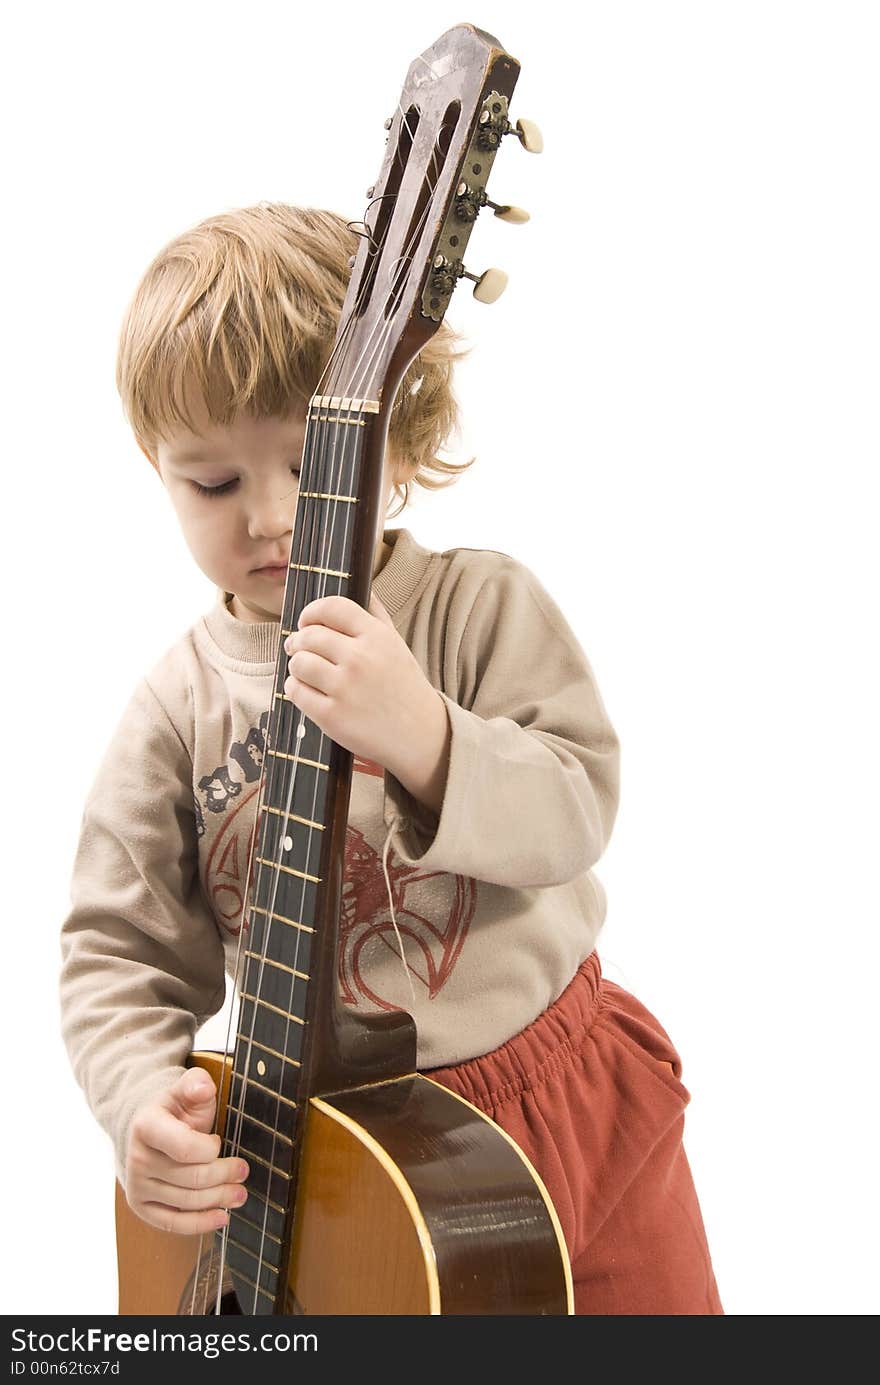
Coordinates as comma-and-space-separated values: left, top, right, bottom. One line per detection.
338, 757, 476, 1009
202, 752, 476, 1008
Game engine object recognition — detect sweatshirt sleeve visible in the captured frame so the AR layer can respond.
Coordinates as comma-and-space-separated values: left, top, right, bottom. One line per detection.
59, 677, 227, 1183
383, 558, 621, 888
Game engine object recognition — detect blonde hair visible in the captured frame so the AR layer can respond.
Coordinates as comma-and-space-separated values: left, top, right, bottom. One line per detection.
116, 202, 475, 517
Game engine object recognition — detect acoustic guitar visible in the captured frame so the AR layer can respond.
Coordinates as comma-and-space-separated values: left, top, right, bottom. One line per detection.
116, 21, 573, 1316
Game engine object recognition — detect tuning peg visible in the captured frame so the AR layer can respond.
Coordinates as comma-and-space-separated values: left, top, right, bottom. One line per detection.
454, 182, 530, 225
487, 199, 530, 224
511, 118, 543, 154
430, 255, 509, 305
461, 267, 509, 304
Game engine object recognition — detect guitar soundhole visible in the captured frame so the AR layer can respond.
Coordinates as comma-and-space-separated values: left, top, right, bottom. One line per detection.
178, 1256, 242, 1315
179, 1260, 300, 1316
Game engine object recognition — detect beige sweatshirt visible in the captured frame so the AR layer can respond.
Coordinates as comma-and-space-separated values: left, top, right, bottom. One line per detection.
60, 527, 620, 1179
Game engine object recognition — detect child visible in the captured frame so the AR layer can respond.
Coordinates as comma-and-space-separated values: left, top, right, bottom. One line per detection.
60, 202, 723, 1316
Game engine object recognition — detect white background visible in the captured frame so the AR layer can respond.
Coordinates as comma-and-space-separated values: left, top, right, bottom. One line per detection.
4, 0, 877, 1317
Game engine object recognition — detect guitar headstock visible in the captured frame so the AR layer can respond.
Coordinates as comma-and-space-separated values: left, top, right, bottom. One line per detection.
323, 24, 540, 411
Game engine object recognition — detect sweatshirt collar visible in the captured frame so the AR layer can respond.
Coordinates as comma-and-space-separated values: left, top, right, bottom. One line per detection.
202, 527, 435, 665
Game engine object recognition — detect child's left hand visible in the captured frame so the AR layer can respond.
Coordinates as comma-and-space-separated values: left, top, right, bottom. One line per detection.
283, 592, 449, 798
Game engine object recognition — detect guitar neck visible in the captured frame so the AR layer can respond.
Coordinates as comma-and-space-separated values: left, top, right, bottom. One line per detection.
222, 395, 416, 1313
218, 15, 524, 1317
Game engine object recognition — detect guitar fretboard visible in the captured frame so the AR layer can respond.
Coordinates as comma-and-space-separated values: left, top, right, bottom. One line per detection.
221, 398, 376, 1314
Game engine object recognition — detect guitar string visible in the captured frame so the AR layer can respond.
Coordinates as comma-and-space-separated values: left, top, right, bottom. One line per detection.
230, 412, 355, 1313
224, 147, 447, 1313
190, 94, 429, 1304
219, 123, 447, 1313
196, 317, 373, 1315
234, 86, 451, 1310
213, 62, 437, 1198
189, 426, 329, 1315
199, 68, 452, 1311
190, 251, 382, 1315
210, 86, 454, 1310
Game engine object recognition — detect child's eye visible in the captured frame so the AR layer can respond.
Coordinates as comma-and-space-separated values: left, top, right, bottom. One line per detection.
191, 467, 300, 500
192, 479, 237, 499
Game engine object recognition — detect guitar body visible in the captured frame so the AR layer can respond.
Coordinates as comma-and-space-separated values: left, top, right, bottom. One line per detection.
116, 1052, 573, 1315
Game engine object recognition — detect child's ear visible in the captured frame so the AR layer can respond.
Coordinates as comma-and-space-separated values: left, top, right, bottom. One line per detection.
388, 446, 417, 485
136, 440, 161, 475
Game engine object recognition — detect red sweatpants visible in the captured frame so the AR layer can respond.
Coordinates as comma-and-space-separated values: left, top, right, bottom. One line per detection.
426, 951, 723, 1315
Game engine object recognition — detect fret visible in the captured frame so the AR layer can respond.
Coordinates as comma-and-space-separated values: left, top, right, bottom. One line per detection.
298, 490, 358, 503
227, 1264, 276, 1304
252, 888, 317, 938
234, 1030, 303, 1069
268, 694, 323, 736
243, 951, 309, 984
235, 1183, 288, 1217
260, 775, 326, 834
256, 766, 328, 858
274, 488, 360, 610
226, 1099, 295, 1142
235, 1146, 291, 1181
250, 904, 314, 935
266, 747, 328, 770
309, 394, 380, 413
230, 1071, 299, 1108
255, 813, 323, 883
225, 1109, 296, 1173
241, 957, 309, 1017
231, 1207, 283, 1246
307, 413, 366, 427
223, 1091, 299, 1168
252, 858, 318, 912
239, 1160, 296, 1212
240, 991, 306, 1024
262, 736, 327, 773
237, 999, 306, 1071
262, 804, 325, 831
226, 1233, 280, 1275
289, 562, 350, 579
255, 854, 321, 885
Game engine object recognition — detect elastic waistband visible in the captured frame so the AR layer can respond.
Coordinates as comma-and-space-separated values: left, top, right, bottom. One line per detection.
424, 951, 603, 1111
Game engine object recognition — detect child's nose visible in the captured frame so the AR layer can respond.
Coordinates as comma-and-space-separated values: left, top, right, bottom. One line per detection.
247, 489, 296, 540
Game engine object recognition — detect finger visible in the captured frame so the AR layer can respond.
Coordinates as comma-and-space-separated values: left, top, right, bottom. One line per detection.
148, 1153, 249, 1191
286, 649, 339, 696
283, 672, 330, 715
167, 1068, 217, 1133
142, 1177, 249, 1213
283, 624, 349, 664
135, 1105, 222, 1165
297, 595, 368, 636
136, 1201, 232, 1237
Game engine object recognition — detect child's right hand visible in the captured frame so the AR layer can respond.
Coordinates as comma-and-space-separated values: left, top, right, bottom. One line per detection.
125, 1067, 249, 1235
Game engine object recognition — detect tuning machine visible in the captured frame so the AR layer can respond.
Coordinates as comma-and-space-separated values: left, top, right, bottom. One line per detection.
476, 108, 544, 155
463, 266, 508, 304
431, 255, 508, 305
455, 181, 530, 225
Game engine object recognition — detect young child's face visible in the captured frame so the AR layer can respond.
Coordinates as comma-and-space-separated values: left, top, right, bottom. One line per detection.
154, 387, 396, 622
